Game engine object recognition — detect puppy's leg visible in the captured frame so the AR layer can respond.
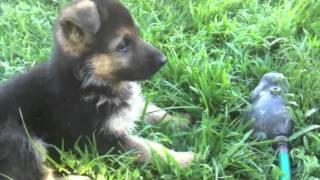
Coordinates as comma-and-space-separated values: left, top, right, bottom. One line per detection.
53, 175, 91, 180
0, 126, 49, 180
144, 104, 191, 127
120, 135, 194, 167
0, 125, 90, 180
144, 104, 170, 125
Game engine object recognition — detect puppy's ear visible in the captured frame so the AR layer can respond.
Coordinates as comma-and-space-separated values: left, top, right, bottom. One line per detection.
56, 0, 101, 56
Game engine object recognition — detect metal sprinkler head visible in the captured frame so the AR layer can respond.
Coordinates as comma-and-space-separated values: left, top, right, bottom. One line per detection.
247, 72, 293, 180
248, 72, 293, 140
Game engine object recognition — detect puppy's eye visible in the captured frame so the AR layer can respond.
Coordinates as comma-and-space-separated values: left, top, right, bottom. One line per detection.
116, 37, 131, 53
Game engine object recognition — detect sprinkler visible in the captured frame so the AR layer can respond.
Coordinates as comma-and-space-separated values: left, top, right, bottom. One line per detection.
247, 72, 292, 180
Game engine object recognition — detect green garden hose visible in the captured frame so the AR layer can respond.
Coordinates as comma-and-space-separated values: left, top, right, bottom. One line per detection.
276, 136, 291, 180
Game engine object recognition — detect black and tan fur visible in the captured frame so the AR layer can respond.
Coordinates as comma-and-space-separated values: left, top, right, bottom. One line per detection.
0, 0, 194, 179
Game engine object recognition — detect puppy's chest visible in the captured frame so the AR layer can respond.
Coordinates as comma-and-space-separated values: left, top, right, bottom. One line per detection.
100, 83, 145, 136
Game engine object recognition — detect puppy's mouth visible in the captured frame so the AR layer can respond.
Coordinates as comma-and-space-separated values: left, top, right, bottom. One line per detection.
116, 60, 166, 81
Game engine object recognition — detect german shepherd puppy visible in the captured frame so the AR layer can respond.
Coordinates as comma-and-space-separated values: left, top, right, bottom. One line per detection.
0, 0, 194, 179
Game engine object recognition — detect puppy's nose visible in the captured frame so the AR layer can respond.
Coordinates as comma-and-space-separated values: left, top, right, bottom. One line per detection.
155, 53, 167, 66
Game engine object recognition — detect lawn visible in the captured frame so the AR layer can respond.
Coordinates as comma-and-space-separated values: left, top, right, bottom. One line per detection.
0, 0, 320, 179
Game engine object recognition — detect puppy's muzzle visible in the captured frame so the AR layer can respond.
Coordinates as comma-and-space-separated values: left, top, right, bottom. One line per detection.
143, 41, 167, 71
152, 51, 167, 68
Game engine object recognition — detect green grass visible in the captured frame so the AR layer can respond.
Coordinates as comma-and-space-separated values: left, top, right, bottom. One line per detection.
1, 0, 320, 179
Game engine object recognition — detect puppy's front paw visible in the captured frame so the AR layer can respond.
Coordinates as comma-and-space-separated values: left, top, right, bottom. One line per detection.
56, 175, 91, 180
171, 151, 195, 167
168, 113, 193, 129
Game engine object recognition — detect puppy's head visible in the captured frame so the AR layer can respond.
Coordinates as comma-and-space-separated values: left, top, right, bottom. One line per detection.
55, 0, 166, 83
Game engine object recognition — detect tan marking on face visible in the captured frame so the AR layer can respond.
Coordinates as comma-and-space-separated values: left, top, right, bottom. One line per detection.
91, 54, 114, 77
91, 54, 119, 78
105, 27, 137, 51
117, 26, 137, 37
108, 36, 124, 51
